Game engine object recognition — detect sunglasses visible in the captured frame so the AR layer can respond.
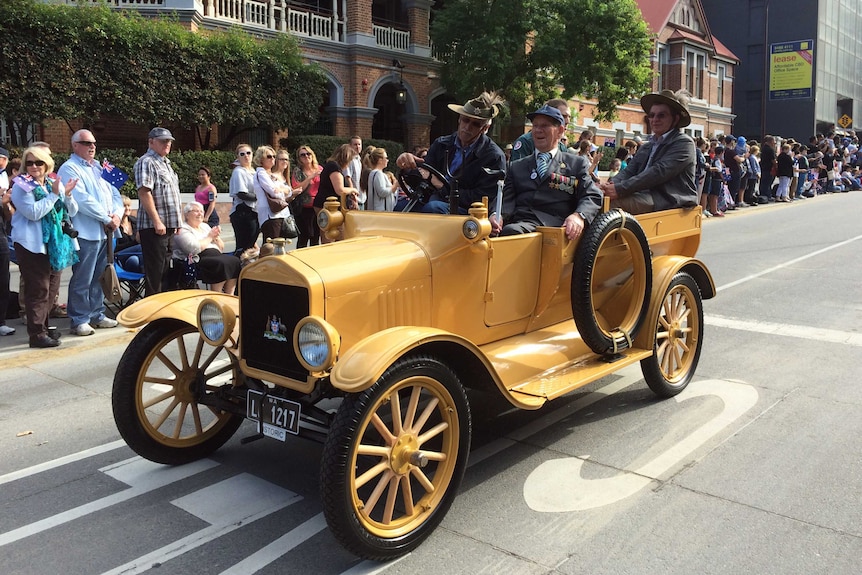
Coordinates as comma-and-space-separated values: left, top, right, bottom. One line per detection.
277, 157, 289, 161
299, 152, 312, 157
238, 151, 252, 156
25, 160, 46, 167
460, 116, 486, 129
265, 155, 275, 160
74, 141, 96, 146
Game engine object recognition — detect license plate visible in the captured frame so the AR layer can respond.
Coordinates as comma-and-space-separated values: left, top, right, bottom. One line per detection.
246, 390, 301, 442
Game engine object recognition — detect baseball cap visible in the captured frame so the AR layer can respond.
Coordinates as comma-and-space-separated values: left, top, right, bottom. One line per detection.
526, 105, 565, 126
148, 127, 175, 140
0, 147, 8, 159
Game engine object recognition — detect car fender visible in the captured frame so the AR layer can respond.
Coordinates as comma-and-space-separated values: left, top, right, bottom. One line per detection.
330, 326, 495, 393
634, 256, 715, 349
116, 290, 239, 328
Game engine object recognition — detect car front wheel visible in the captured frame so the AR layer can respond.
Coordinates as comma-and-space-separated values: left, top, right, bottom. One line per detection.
320, 354, 471, 560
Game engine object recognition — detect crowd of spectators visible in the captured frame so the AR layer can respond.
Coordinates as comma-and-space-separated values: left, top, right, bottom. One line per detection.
694, 130, 859, 218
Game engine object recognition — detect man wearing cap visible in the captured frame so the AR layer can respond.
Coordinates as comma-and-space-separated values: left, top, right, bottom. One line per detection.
601, 90, 698, 214
134, 127, 182, 295
492, 105, 602, 240
396, 91, 507, 214
58, 130, 124, 335
509, 98, 573, 162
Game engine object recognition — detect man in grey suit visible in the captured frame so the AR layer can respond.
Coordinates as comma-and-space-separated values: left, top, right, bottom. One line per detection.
601, 90, 698, 214
492, 105, 602, 241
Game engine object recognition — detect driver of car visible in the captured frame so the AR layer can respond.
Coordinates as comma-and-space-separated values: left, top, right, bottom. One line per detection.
396, 92, 507, 214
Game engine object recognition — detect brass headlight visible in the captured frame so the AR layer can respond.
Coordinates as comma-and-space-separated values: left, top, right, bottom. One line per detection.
294, 316, 340, 372
197, 299, 236, 347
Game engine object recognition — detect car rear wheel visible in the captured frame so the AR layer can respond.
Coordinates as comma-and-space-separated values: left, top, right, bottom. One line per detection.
572, 209, 652, 355
320, 354, 471, 560
641, 272, 704, 397
112, 319, 243, 464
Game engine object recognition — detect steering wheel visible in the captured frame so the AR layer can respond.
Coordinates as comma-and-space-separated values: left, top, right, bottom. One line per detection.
397, 163, 452, 210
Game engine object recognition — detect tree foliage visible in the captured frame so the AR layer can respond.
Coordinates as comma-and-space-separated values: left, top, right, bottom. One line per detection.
0, 0, 327, 148
431, 0, 654, 121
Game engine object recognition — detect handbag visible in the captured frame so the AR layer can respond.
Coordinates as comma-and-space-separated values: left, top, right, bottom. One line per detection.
282, 214, 299, 239
100, 227, 122, 304
266, 193, 288, 213
258, 172, 289, 213
770, 163, 777, 177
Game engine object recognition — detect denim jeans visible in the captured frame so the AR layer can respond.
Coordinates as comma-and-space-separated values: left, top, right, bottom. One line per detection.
67, 237, 108, 328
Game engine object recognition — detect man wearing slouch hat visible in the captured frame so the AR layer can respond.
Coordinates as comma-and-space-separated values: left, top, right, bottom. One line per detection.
396, 92, 507, 214
601, 90, 698, 214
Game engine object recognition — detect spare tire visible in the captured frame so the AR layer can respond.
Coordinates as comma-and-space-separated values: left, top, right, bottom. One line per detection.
572, 209, 652, 355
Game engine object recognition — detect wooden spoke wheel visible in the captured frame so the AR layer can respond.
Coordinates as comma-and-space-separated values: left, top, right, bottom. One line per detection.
112, 319, 243, 464
321, 355, 471, 560
641, 272, 704, 397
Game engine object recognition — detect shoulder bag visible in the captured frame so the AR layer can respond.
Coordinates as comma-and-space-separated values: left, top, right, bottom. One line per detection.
258, 172, 288, 213
100, 227, 122, 304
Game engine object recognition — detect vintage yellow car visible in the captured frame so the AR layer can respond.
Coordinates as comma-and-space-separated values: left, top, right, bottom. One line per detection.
112, 186, 714, 560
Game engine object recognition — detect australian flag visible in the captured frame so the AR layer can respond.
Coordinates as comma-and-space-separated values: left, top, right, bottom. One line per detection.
101, 159, 128, 189
11, 174, 37, 193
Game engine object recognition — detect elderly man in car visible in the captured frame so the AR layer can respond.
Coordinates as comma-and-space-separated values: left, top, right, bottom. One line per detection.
600, 90, 698, 214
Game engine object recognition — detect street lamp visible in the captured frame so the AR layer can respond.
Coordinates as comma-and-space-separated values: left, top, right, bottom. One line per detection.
393, 59, 406, 105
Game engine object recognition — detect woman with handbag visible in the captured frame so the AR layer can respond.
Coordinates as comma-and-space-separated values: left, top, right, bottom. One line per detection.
366, 147, 397, 211
253, 146, 298, 242
173, 202, 240, 295
291, 145, 323, 248
10, 145, 80, 348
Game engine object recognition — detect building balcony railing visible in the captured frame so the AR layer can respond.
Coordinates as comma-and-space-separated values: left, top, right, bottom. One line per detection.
373, 24, 410, 52
51, 0, 413, 51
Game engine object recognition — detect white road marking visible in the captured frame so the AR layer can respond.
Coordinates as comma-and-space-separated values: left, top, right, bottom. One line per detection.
217, 512, 327, 575
0, 439, 126, 487
706, 314, 862, 346
0, 457, 217, 547
523, 379, 758, 512
101, 473, 300, 575
715, 233, 862, 292
468, 366, 645, 468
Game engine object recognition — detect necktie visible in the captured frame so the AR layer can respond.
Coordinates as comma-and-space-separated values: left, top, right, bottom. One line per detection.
537, 152, 551, 179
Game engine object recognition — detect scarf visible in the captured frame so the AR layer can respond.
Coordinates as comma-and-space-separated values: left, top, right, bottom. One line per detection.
34, 179, 79, 271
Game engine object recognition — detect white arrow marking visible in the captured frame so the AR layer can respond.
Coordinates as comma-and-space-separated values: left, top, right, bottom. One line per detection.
101, 473, 300, 575
524, 379, 758, 512
0, 457, 218, 547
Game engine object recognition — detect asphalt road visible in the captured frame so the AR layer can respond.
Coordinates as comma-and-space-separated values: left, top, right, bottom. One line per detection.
1, 192, 861, 574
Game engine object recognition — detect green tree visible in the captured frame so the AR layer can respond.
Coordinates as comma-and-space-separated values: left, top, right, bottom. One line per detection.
431, 0, 654, 121
0, 0, 327, 149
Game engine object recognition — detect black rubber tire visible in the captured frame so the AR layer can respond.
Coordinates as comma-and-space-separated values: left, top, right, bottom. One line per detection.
320, 354, 471, 560
641, 272, 704, 398
112, 318, 243, 465
572, 209, 652, 355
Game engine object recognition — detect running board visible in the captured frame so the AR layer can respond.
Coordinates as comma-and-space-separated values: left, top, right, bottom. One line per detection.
507, 347, 652, 403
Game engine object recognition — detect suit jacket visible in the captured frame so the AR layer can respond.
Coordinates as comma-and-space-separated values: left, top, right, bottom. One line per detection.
611, 130, 697, 211
425, 133, 507, 211
502, 151, 602, 228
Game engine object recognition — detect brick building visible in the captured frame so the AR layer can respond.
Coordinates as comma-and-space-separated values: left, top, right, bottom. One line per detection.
23, 0, 445, 154
560, 0, 739, 147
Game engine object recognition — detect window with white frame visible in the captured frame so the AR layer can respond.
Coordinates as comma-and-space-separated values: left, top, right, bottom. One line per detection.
686, 50, 706, 99
717, 64, 726, 107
